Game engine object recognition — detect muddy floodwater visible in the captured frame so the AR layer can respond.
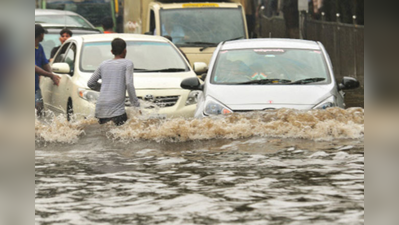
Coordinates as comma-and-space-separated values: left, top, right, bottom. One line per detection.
35, 108, 364, 224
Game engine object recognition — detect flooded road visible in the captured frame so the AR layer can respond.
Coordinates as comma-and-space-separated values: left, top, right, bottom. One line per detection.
35, 108, 364, 224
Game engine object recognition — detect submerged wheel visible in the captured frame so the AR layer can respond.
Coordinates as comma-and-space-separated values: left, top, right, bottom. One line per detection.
67, 100, 73, 121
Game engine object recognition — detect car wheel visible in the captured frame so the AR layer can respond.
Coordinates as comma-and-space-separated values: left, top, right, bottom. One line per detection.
67, 99, 73, 121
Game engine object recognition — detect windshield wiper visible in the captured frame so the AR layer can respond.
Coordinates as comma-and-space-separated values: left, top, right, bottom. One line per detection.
184, 41, 216, 46
135, 68, 187, 73
230, 79, 292, 85
288, 77, 326, 84
180, 42, 217, 52
199, 36, 244, 51
225, 36, 244, 41
134, 68, 150, 72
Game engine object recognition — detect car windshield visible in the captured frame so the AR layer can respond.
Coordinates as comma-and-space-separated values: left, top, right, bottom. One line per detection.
42, 32, 95, 59
35, 15, 93, 28
81, 41, 189, 73
42, 0, 112, 28
211, 48, 330, 85
159, 8, 245, 46
41, 33, 60, 59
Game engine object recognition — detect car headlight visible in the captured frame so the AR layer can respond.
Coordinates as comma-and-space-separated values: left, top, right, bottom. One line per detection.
78, 88, 99, 103
204, 96, 232, 116
185, 90, 201, 106
313, 96, 337, 109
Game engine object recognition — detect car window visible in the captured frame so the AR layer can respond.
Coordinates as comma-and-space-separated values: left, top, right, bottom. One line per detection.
64, 43, 76, 73
212, 49, 331, 84
80, 41, 189, 73
160, 8, 245, 46
42, 33, 60, 59
53, 43, 71, 63
35, 15, 93, 28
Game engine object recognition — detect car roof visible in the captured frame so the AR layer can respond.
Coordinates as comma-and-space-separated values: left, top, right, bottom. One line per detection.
39, 23, 101, 32
71, 33, 171, 43
35, 9, 79, 16
221, 38, 321, 50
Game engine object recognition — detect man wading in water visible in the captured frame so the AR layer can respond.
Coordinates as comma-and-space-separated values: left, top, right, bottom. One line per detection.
87, 38, 140, 126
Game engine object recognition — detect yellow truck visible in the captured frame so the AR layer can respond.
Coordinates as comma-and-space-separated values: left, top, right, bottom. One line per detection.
122, 0, 248, 69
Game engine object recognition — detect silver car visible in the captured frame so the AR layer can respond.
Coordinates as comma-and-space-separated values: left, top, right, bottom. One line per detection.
35, 9, 95, 29
181, 38, 360, 117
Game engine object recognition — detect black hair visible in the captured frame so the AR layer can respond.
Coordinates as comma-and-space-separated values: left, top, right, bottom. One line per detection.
35, 24, 47, 38
102, 17, 114, 30
60, 28, 73, 36
111, 38, 126, 55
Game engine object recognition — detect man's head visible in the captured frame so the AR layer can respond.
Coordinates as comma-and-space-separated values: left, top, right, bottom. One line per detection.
111, 38, 127, 57
59, 28, 72, 44
102, 17, 114, 32
35, 24, 47, 41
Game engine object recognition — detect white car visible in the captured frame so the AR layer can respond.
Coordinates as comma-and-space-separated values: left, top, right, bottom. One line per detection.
180, 38, 360, 117
40, 34, 201, 119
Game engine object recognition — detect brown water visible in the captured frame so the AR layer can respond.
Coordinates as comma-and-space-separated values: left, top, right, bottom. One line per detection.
35, 108, 364, 224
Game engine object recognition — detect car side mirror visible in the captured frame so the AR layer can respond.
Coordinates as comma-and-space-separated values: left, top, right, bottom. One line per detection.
52, 62, 71, 74
193, 62, 208, 75
200, 73, 207, 81
339, 76, 360, 90
181, 77, 203, 91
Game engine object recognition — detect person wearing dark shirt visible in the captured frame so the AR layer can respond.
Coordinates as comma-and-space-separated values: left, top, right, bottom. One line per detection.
49, 28, 72, 62
35, 24, 60, 116
102, 17, 115, 33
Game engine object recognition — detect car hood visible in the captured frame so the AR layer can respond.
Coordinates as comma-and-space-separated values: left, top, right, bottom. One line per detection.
134, 72, 195, 89
206, 84, 336, 110
78, 71, 195, 89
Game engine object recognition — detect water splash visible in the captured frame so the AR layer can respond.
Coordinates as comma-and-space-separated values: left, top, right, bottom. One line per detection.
35, 107, 364, 144
110, 107, 364, 142
35, 111, 92, 144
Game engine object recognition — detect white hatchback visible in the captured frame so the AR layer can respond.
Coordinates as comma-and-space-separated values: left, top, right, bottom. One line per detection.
40, 34, 201, 119
180, 38, 360, 117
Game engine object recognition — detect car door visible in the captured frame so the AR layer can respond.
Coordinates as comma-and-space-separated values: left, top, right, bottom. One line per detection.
51, 42, 77, 114
41, 42, 71, 113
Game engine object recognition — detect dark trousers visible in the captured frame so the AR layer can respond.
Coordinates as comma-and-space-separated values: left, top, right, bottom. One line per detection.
98, 113, 128, 126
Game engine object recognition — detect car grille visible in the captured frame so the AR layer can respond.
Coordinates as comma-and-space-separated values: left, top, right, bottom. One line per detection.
125, 96, 179, 108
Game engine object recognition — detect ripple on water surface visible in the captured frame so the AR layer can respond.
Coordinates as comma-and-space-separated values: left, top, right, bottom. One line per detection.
35, 108, 364, 224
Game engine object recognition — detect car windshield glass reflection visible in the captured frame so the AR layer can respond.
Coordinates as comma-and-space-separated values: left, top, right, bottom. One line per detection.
35, 15, 92, 28
42, 34, 60, 59
159, 8, 245, 46
81, 41, 188, 73
211, 49, 330, 85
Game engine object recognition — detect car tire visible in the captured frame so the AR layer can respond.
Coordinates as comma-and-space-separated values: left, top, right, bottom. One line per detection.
67, 99, 73, 121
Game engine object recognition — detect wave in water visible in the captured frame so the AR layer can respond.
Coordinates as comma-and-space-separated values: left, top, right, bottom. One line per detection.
35, 107, 364, 143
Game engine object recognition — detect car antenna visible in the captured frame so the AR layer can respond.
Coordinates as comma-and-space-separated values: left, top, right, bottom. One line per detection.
269, 32, 271, 38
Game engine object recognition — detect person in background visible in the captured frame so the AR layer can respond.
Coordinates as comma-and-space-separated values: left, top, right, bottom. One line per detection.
87, 38, 140, 126
102, 17, 115, 33
35, 24, 60, 116
49, 28, 72, 62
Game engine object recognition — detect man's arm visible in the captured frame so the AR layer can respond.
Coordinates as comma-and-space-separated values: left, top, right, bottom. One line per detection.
35, 64, 60, 86
87, 66, 102, 91
125, 62, 140, 107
